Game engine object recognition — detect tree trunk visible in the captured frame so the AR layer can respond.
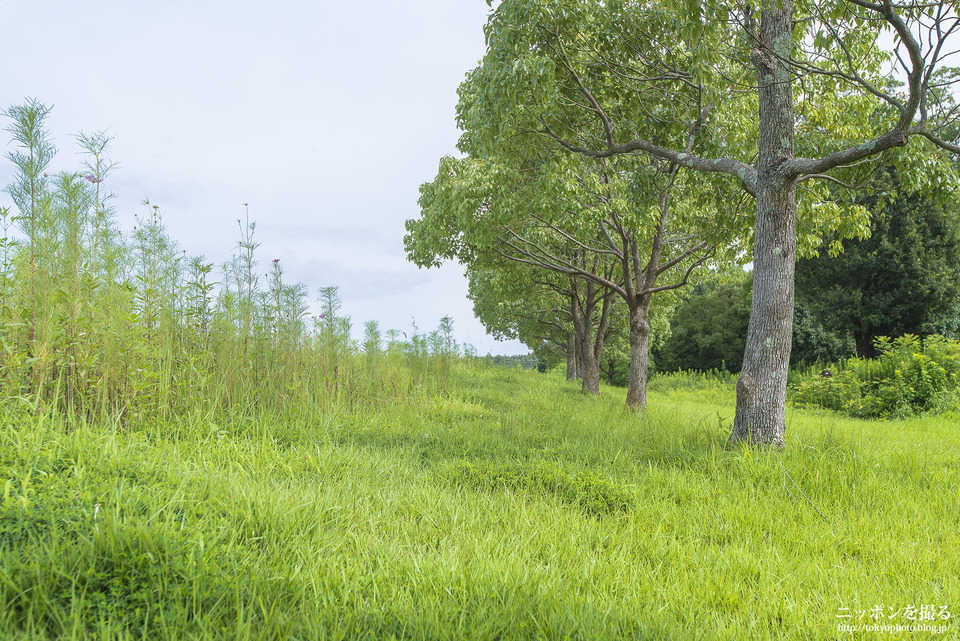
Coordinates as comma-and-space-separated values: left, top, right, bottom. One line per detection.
565, 332, 578, 381
854, 333, 875, 359
625, 297, 652, 410
569, 282, 599, 394
580, 319, 600, 394
594, 290, 614, 368
574, 332, 582, 379
730, 0, 796, 448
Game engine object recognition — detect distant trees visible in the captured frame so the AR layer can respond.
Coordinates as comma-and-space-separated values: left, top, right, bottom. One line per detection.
464, 265, 607, 384
796, 173, 960, 357
406, 116, 735, 409
482, 353, 539, 370
655, 272, 753, 374
657, 171, 960, 371
407, 154, 628, 396
655, 270, 852, 373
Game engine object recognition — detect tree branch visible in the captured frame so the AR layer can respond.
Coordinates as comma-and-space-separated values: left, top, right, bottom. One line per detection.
536, 119, 759, 196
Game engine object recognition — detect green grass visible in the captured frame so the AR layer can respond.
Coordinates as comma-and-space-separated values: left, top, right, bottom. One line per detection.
1, 364, 958, 639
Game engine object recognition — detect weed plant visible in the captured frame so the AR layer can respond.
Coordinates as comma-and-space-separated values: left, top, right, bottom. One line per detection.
0, 101, 457, 427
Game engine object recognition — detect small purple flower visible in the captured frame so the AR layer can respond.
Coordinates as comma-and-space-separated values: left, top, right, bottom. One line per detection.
320, 314, 326, 319
272, 258, 280, 264
83, 173, 102, 184
43, 173, 48, 178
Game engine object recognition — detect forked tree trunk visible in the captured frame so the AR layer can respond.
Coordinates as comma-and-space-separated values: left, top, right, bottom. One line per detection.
730, 0, 796, 448
625, 297, 652, 410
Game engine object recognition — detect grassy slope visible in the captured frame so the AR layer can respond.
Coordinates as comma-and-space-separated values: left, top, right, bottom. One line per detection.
0, 364, 957, 639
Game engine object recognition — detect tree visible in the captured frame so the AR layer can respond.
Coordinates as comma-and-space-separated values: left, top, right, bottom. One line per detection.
465, 249, 618, 393
656, 271, 753, 373
407, 154, 625, 394
407, 145, 736, 407
790, 303, 856, 366
655, 269, 852, 372
466, 266, 581, 380
467, 0, 960, 447
484, 157, 735, 408
797, 172, 960, 357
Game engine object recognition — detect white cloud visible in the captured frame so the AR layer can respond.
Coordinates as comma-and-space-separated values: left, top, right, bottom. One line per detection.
0, 0, 527, 355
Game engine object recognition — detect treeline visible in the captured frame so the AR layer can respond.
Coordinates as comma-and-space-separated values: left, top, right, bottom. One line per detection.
525, 175, 960, 405
529, 177, 960, 418
0, 100, 464, 424
481, 353, 539, 370
413, 174, 960, 404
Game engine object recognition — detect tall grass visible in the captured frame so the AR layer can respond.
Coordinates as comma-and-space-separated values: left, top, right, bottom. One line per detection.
1, 367, 957, 639
0, 101, 458, 427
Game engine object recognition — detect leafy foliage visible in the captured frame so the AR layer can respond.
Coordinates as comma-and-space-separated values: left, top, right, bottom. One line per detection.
464, 0, 960, 444
655, 271, 753, 373
791, 335, 960, 418
655, 270, 852, 373
480, 353, 540, 370
796, 173, 960, 357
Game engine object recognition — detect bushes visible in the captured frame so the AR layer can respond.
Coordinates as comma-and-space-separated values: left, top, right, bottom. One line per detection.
790, 335, 960, 418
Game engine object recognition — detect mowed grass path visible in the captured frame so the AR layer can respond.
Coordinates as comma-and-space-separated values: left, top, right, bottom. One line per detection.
1, 364, 957, 639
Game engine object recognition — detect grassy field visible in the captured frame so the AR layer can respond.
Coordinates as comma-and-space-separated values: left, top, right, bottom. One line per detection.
1, 363, 958, 639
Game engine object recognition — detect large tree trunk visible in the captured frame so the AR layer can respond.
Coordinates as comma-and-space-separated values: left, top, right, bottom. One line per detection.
625, 297, 652, 410
731, 0, 796, 448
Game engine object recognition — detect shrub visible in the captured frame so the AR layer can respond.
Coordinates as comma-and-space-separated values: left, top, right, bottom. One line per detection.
791, 335, 960, 418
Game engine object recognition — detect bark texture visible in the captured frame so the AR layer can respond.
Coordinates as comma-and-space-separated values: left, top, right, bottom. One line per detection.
730, 0, 796, 448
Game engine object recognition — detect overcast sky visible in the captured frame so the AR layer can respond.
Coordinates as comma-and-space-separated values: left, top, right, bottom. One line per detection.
0, 0, 529, 355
